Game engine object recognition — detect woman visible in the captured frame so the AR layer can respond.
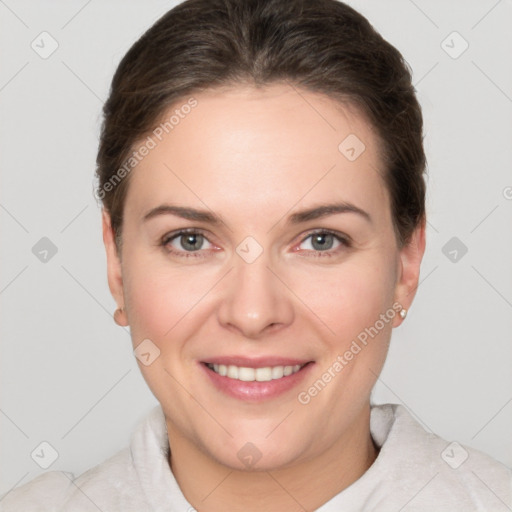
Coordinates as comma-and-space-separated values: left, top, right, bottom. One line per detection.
2, 0, 510, 510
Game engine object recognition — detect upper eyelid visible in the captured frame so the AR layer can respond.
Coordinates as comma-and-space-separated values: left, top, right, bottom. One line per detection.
161, 228, 216, 251
162, 228, 209, 242
301, 231, 349, 244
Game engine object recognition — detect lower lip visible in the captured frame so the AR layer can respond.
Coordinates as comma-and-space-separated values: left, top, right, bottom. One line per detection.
200, 362, 314, 402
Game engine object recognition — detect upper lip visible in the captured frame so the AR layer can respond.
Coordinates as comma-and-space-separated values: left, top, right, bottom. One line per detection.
202, 356, 313, 368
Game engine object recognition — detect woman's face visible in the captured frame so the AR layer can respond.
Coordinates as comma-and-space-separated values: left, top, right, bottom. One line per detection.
104, 83, 424, 471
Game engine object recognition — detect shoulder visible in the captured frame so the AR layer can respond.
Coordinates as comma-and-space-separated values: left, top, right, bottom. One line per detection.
0, 471, 74, 512
0, 447, 141, 512
0, 407, 165, 512
369, 403, 512, 511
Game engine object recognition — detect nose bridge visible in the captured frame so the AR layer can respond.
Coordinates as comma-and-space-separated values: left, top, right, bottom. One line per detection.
217, 244, 294, 338
235, 252, 274, 299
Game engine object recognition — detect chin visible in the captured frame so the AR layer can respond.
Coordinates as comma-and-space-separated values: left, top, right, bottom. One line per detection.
211, 439, 306, 472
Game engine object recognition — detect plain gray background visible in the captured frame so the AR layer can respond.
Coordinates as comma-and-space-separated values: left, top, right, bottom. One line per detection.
1, 0, 511, 496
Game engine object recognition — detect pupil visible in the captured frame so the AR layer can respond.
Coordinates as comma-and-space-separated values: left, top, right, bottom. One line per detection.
182, 234, 202, 251
312, 233, 333, 251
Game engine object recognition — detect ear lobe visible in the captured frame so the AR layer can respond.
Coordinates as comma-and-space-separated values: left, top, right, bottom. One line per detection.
102, 209, 125, 310
393, 218, 426, 327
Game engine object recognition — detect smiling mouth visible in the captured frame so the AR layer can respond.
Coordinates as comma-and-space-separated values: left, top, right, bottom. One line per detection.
205, 363, 307, 382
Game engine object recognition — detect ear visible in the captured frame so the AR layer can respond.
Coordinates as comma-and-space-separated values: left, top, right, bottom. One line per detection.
102, 210, 126, 322
393, 217, 426, 327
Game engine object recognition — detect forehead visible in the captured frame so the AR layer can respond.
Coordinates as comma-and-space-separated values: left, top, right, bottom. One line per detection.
125, 83, 389, 225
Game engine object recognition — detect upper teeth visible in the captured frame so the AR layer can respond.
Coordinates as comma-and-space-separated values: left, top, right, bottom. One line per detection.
208, 364, 302, 382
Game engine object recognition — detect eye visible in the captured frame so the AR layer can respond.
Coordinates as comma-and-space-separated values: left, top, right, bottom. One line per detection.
297, 230, 350, 256
161, 229, 214, 257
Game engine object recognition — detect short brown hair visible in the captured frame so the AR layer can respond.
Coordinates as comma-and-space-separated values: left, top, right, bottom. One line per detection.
96, 0, 426, 249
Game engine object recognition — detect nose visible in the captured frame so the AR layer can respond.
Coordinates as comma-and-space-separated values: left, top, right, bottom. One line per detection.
217, 254, 294, 339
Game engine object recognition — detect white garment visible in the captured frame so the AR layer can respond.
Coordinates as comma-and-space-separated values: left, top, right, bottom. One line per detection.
1, 404, 511, 511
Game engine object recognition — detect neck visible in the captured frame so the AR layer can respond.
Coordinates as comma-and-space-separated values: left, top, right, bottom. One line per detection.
167, 404, 378, 511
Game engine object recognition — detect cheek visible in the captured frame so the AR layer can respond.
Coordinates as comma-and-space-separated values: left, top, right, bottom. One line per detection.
122, 252, 219, 346
294, 254, 397, 343
124, 272, 174, 342
121, 255, 210, 399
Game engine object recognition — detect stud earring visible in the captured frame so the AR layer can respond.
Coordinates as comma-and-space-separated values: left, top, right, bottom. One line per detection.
399, 308, 407, 319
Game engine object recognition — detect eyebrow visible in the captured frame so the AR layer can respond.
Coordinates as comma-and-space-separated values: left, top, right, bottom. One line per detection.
142, 201, 372, 226
143, 205, 222, 225
286, 202, 371, 225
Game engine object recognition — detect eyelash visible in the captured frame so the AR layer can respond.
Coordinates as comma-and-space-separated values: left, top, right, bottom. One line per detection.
159, 228, 352, 259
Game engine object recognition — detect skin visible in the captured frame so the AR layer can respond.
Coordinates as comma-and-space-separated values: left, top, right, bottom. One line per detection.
103, 83, 425, 511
